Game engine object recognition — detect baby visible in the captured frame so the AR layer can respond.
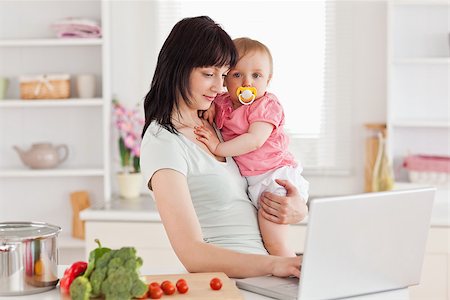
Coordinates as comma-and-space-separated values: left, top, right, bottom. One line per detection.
195, 37, 309, 257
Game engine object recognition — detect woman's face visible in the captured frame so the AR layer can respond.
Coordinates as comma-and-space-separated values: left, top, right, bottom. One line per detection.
225, 50, 272, 105
187, 66, 229, 111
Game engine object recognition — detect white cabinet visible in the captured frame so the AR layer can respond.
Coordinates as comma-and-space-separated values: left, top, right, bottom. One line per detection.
0, 0, 111, 253
83, 220, 307, 272
409, 227, 450, 300
84, 221, 185, 271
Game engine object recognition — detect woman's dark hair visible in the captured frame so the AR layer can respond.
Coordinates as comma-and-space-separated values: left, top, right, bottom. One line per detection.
142, 16, 237, 136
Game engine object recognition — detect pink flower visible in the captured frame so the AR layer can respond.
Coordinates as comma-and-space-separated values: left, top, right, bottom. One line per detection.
119, 121, 133, 133
124, 134, 136, 149
132, 145, 140, 157
113, 99, 144, 172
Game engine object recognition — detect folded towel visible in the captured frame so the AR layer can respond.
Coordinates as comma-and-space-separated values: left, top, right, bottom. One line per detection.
51, 18, 102, 38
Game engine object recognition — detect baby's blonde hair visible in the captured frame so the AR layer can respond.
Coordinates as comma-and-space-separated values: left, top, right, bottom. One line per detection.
233, 37, 273, 74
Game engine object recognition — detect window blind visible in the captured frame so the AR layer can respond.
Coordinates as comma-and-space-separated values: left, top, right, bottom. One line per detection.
155, 0, 353, 174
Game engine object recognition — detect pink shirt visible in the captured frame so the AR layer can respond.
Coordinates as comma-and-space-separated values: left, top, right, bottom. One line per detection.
215, 92, 297, 176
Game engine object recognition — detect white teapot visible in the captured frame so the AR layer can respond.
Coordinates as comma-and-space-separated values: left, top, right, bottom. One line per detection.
13, 143, 68, 169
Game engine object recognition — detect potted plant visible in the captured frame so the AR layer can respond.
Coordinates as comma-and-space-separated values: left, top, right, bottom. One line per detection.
112, 99, 144, 199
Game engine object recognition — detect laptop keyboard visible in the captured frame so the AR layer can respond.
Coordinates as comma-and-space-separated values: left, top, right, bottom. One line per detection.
277, 281, 299, 296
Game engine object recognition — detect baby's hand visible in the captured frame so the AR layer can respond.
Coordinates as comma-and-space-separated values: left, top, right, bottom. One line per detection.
194, 125, 221, 154
200, 105, 216, 125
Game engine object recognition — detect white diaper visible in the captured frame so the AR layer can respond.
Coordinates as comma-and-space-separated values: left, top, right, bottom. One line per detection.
246, 165, 309, 208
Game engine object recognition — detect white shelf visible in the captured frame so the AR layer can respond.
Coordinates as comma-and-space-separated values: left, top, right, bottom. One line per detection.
391, 0, 450, 6
0, 38, 102, 47
393, 57, 450, 64
390, 120, 450, 128
0, 98, 104, 108
0, 168, 105, 177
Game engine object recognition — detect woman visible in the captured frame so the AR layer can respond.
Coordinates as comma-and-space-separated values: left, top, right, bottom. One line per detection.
140, 16, 308, 278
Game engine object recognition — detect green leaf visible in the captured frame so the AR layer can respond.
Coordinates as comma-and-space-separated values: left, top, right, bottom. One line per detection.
133, 156, 140, 173
119, 137, 130, 168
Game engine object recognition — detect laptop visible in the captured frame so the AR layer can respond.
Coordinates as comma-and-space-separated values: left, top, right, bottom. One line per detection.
235, 188, 435, 300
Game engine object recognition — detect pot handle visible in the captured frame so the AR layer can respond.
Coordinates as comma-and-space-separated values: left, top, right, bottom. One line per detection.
56, 144, 69, 164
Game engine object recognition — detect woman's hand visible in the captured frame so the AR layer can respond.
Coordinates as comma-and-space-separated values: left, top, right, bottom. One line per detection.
271, 255, 302, 278
259, 179, 308, 225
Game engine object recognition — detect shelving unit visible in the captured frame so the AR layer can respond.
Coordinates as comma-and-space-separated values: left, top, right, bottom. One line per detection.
393, 57, 450, 64
0, 168, 105, 178
387, 2, 449, 299
0, 38, 103, 47
0, 98, 104, 108
0, 0, 111, 251
387, 0, 450, 185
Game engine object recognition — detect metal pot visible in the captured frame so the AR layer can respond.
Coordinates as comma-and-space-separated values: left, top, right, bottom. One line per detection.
0, 222, 61, 296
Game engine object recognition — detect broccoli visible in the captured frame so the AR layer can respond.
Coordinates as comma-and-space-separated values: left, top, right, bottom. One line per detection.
113, 247, 136, 261
89, 267, 107, 297
100, 252, 148, 299
131, 277, 149, 298
69, 276, 92, 300
95, 250, 115, 269
107, 257, 124, 276
101, 266, 133, 299
75, 242, 146, 300
124, 256, 143, 271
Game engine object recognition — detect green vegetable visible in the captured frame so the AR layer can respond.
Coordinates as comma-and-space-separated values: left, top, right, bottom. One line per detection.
89, 267, 107, 297
84, 239, 111, 278
101, 266, 148, 300
69, 276, 92, 300
70, 240, 147, 300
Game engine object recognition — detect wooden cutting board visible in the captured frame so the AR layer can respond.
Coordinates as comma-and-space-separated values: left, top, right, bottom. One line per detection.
143, 272, 244, 300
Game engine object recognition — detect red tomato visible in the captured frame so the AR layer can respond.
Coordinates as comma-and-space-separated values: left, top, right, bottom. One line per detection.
148, 282, 160, 290
176, 282, 189, 294
210, 277, 222, 290
148, 286, 163, 299
162, 282, 176, 295
147, 282, 161, 298
176, 278, 189, 294
160, 280, 171, 289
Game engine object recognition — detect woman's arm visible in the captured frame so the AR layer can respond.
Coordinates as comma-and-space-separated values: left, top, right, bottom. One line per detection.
195, 121, 273, 157
151, 169, 301, 278
259, 179, 308, 224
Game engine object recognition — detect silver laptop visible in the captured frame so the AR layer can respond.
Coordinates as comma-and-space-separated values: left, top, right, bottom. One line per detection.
235, 188, 435, 300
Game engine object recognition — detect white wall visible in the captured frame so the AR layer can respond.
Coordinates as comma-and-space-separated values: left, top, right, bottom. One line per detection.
110, 1, 387, 196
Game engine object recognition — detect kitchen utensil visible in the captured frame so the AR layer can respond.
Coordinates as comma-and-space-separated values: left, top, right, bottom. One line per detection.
0, 222, 61, 296
13, 143, 68, 169
143, 272, 244, 300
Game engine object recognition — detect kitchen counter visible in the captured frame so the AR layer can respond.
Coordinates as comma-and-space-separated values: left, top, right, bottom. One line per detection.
80, 195, 161, 222
80, 194, 449, 227
6, 266, 410, 300
78, 194, 448, 300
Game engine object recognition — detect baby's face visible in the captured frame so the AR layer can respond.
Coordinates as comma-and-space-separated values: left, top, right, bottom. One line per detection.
225, 50, 272, 105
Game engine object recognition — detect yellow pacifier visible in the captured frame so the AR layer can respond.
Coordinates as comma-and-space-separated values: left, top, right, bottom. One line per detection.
236, 87, 257, 105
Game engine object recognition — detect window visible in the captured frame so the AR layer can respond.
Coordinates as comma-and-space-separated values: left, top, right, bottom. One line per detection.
156, 0, 352, 174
